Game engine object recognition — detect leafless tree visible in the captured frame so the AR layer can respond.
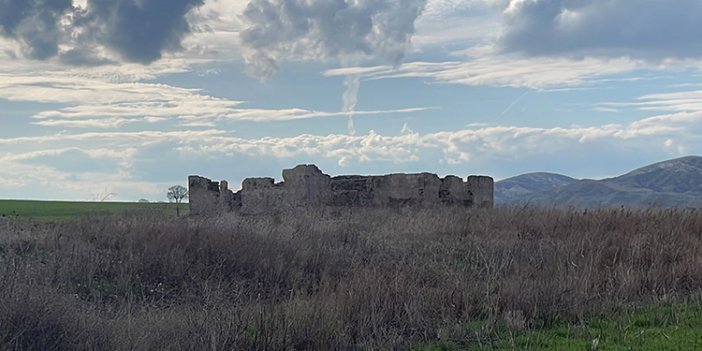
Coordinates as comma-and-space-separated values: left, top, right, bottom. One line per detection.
167, 185, 188, 217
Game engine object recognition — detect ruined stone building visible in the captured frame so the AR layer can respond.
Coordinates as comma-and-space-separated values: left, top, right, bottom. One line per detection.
189, 165, 494, 216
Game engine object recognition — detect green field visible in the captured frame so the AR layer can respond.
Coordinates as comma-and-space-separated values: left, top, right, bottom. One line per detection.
0, 199, 188, 220
420, 303, 702, 350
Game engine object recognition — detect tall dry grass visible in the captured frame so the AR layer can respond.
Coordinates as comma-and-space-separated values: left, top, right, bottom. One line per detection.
1, 206, 701, 350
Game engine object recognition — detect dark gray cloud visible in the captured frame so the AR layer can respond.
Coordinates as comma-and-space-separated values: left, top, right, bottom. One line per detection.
240, 0, 427, 79
0, 0, 204, 64
0, 0, 73, 59
77, 0, 204, 63
500, 0, 702, 60
59, 48, 114, 66
240, 0, 426, 135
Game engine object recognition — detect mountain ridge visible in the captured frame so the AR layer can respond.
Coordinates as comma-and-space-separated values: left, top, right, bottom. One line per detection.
494, 172, 577, 205
495, 156, 702, 208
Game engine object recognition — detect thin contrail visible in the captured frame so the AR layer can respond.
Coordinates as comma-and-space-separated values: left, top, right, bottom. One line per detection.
499, 91, 530, 118
343, 75, 360, 135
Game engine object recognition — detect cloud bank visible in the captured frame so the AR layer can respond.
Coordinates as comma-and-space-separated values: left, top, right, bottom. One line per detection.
324, 56, 642, 89
0, 0, 205, 64
500, 0, 702, 60
75, 0, 204, 63
0, 0, 73, 59
240, 0, 427, 134
240, 0, 427, 79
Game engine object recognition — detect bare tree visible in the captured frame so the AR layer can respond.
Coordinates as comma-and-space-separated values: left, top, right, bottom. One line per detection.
167, 185, 188, 217
91, 187, 116, 202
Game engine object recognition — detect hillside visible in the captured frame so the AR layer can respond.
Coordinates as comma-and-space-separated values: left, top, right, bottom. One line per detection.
608, 156, 702, 193
498, 156, 702, 208
494, 172, 577, 205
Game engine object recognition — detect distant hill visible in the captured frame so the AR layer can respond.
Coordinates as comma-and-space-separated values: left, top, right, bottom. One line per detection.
497, 156, 702, 208
607, 156, 702, 193
494, 172, 577, 205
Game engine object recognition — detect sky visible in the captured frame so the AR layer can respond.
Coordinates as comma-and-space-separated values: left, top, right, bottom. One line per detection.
1, 0, 701, 201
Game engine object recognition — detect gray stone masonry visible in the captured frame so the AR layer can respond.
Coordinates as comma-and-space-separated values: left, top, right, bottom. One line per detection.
188, 176, 240, 215
188, 164, 493, 215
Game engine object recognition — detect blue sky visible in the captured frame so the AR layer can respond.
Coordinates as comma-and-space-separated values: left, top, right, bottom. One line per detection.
1, 0, 701, 201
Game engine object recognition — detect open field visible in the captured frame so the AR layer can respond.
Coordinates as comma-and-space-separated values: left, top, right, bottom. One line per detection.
1, 206, 701, 350
420, 303, 702, 350
0, 199, 188, 220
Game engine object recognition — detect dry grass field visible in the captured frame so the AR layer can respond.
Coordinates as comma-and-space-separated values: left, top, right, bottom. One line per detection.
1, 206, 701, 350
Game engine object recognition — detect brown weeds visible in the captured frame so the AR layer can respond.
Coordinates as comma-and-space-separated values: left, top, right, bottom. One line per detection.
0, 206, 701, 350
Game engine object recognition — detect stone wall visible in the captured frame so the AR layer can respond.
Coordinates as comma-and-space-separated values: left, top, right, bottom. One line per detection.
188, 175, 240, 215
240, 177, 287, 215
188, 164, 494, 216
467, 176, 494, 208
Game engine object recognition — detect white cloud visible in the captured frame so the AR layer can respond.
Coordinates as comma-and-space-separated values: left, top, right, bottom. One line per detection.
413, 13, 499, 50
414, 0, 505, 49
0, 158, 175, 201
182, 0, 249, 60
600, 89, 702, 114
325, 56, 643, 89
0, 129, 228, 146
637, 90, 702, 112
3, 90, 697, 169
174, 114, 698, 166
422, 0, 504, 18
2, 94, 700, 200
0, 59, 428, 128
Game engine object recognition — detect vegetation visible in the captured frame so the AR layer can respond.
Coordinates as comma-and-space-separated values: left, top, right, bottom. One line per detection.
166, 185, 189, 217
0, 199, 188, 220
419, 303, 702, 350
0, 206, 701, 350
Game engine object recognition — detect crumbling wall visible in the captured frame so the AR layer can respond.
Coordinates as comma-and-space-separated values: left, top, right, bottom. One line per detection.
188, 176, 239, 215
440, 175, 472, 206
240, 177, 286, 215
329, 173, 473, 208
239, 165, 334, 215
218, 180, 241, 212
371, 173, 442, 208
467, 176, 494, 208
188, 165, 494, 216
282, 165, 333, 207
330, 175, 375, 206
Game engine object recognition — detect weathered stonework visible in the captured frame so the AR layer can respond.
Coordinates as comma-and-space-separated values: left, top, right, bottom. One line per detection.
467, 176, 494, 208
189, 164, 493, 216
188, 176, 240, 215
